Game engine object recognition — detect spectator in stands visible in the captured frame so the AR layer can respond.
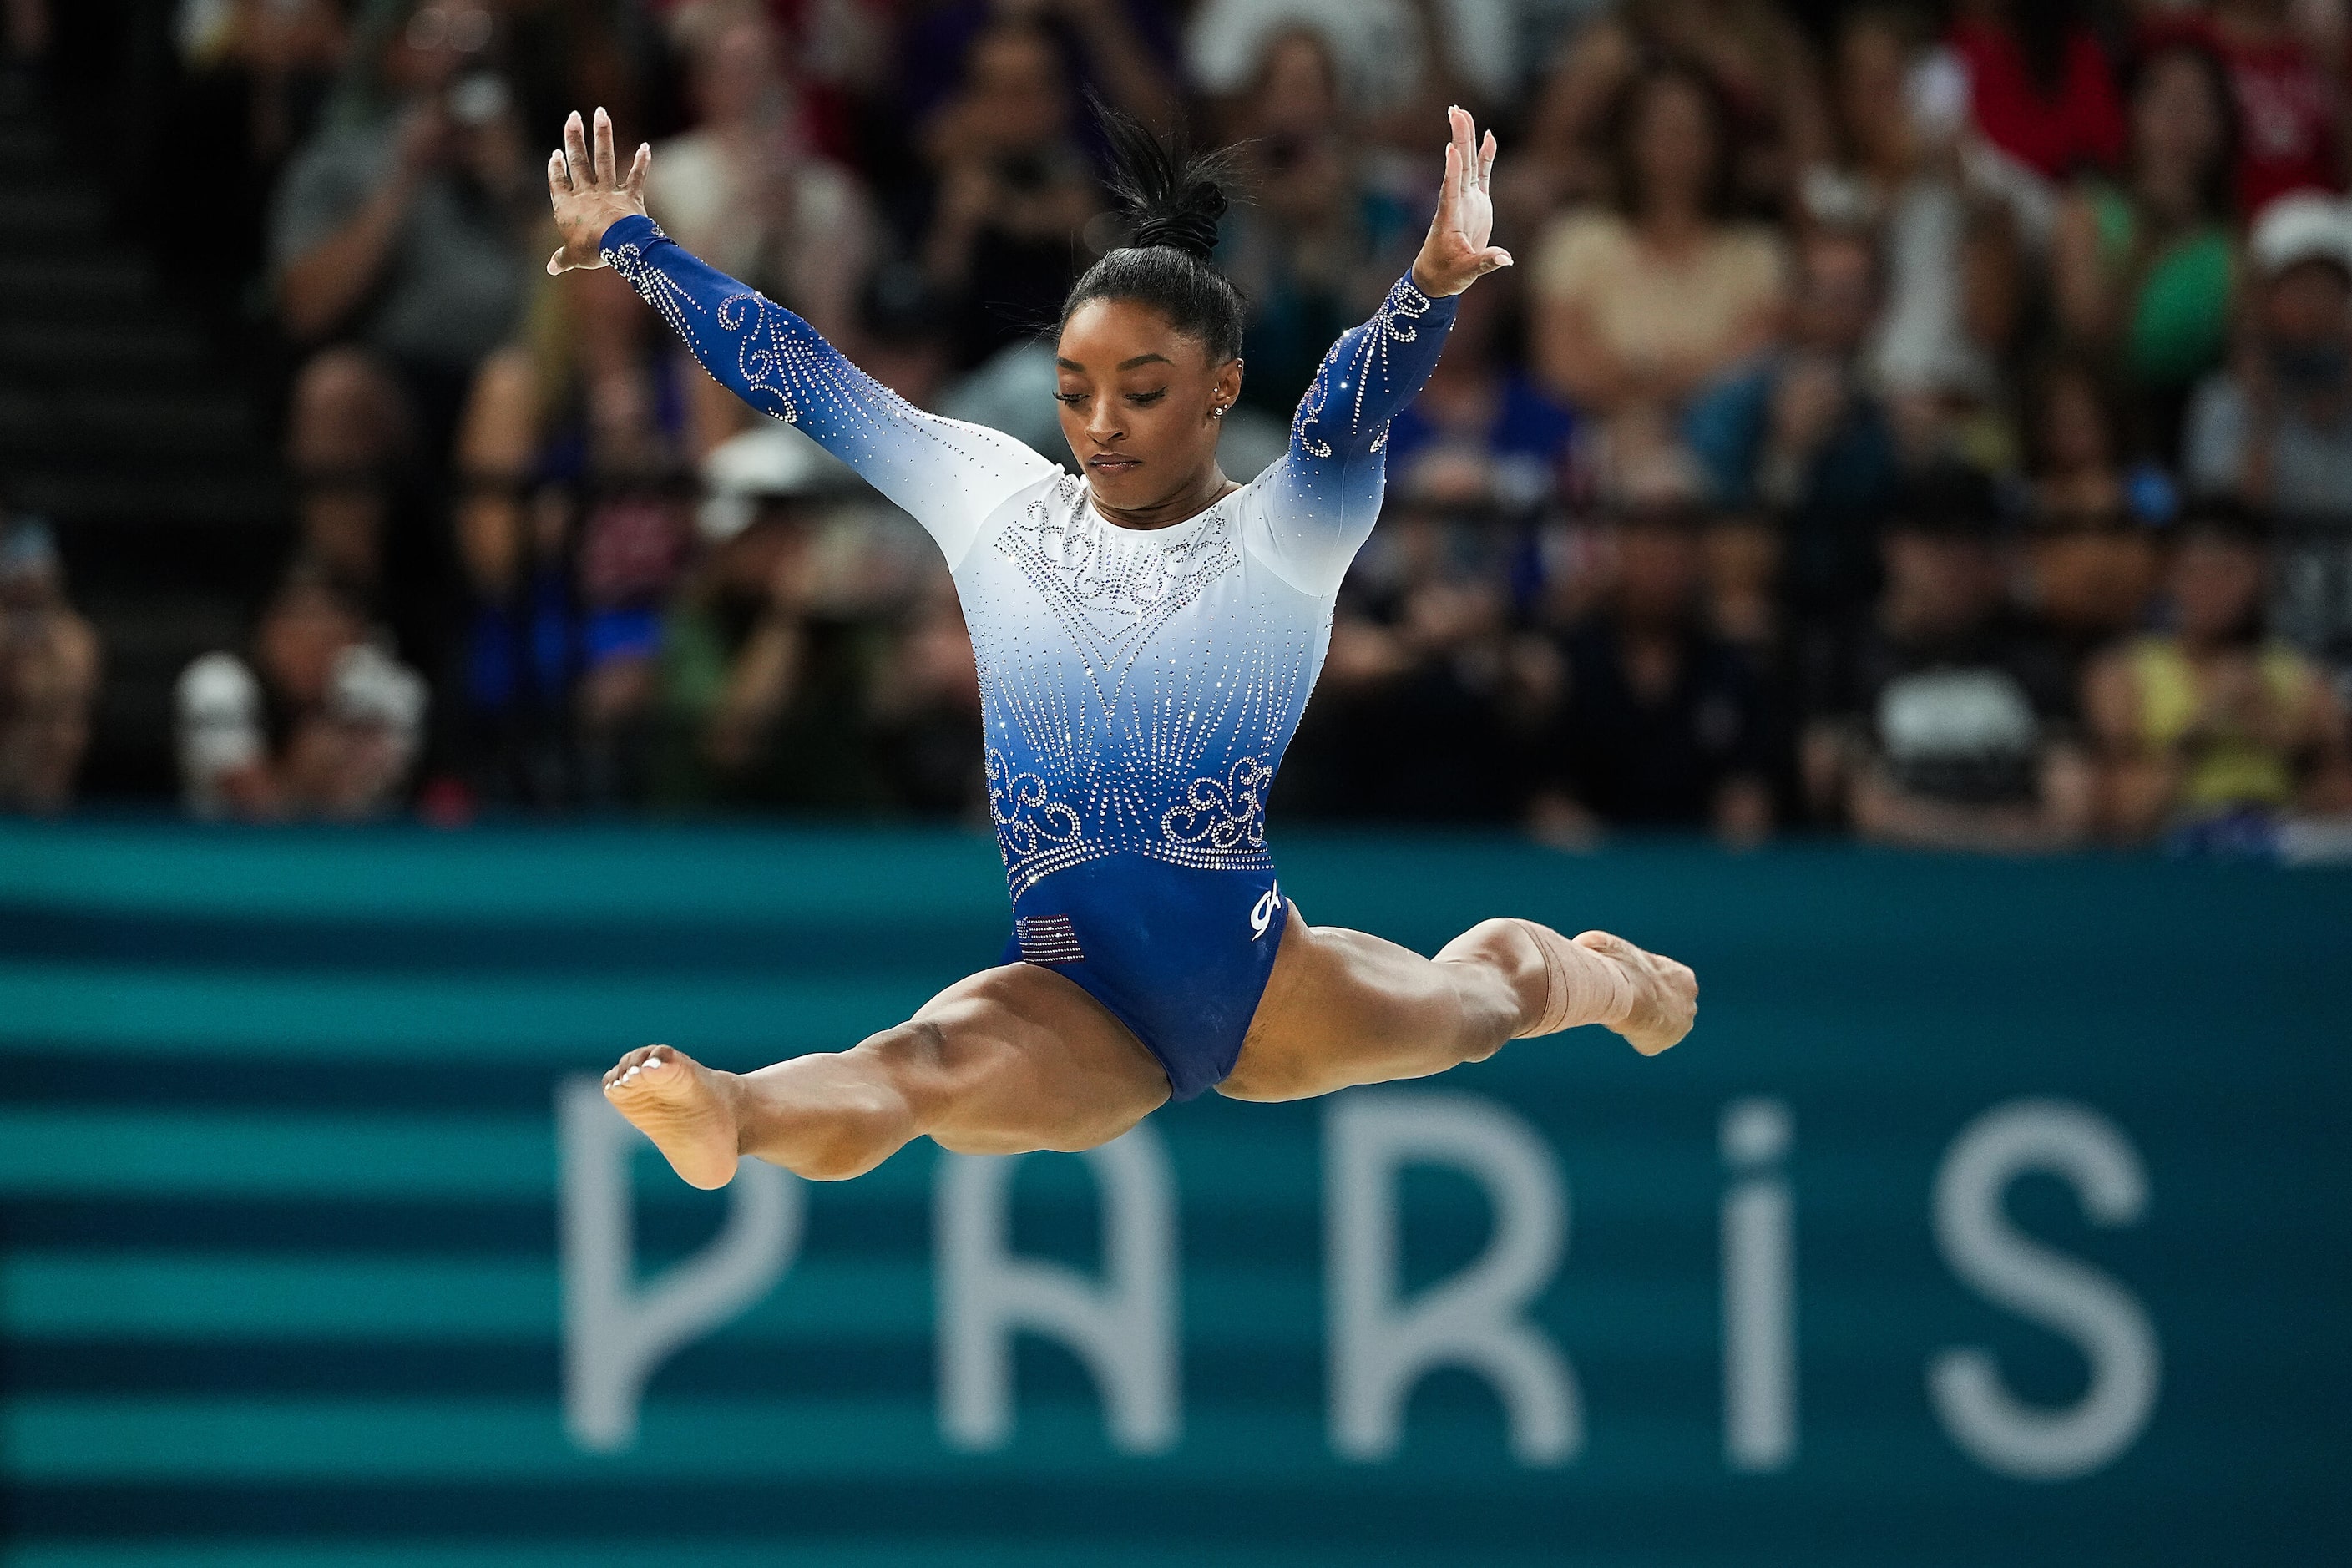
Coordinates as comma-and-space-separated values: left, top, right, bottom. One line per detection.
1946, 0, 2125, 185
2024, 356, 2132, 521
867, 574, 987, 819
1381, 283, 1576, 513
2084, 506, 2352, 847
2014, 357, 2165, 679
1803, 470, 2093, 851
0, 520, 98, 814
2185, 193, 2352, 515
1216, 26, 1420, 422
169, 0, 349, 315
1185, 0, 1520, 128
648, 3, 877, 454
918, 20, 1102, 371
2050, 43, 2238, 455
445, 258, 693, 808
1501, 18, 1636, 240
175, 566, 427, 820
1621, 0, 1832, 215
1531, 61, 1789, 493
272, 0, 535, 605
903, 0, 1181, 139
1684, 224, 1899, 627
1282, 503, 1525, 822
1814, 7, 2016, 463
1529, 508, 1775, 847
653, 485, 888, 813
2150, 0, 2349, 217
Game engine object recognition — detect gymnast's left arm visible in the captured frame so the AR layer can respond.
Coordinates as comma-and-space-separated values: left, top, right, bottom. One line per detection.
1247, 106, 1511, 596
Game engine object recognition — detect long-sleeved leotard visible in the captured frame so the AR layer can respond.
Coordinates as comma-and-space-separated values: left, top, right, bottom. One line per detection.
602, 213, 1456, 1095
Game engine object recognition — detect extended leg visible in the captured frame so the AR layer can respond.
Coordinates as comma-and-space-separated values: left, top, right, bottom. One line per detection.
601, 961, 1171, 1187
1220, 913, 1696, 1104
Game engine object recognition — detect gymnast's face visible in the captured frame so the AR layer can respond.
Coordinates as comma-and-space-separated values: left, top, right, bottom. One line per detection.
1055, 298, 1242, 521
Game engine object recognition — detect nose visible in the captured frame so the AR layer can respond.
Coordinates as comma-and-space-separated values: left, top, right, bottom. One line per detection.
1084, 395, 1125, 446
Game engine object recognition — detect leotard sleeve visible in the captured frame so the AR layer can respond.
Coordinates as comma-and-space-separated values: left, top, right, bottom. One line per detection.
599, 214, 1060, 566
1244, 271, 1459, 597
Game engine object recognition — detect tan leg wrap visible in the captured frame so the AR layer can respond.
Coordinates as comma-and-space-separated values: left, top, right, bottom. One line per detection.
1515, 920, 1637, 1038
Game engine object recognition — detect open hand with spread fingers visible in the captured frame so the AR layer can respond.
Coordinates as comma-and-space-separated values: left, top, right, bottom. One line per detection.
1410, 105, 1512, 299
545, 106, 651, 276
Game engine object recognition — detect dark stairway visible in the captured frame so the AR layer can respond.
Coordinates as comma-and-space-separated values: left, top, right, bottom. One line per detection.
0, 88, 292, 802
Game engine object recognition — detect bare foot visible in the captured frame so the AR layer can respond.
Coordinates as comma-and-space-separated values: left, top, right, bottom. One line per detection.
602, 1045, 743, 1189
1574, 930, 1697, 1056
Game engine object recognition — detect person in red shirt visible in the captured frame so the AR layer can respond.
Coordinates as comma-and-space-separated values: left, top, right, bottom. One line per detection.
2144, 0, 2346, 216
1950, 0, 2127, 180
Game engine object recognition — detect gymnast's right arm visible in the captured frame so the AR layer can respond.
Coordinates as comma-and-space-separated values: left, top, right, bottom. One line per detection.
546, 109, 1055, 563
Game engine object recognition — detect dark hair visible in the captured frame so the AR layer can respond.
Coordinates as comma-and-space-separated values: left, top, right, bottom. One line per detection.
1607, 58, 1736, 223
1887, 463, 2004, 540
2129, 42, 2239, 222
2023, 353, 2124, 480
1060, 99, 1247, 363
2011, 0, 2081, 96
2176, 498, 2269, 548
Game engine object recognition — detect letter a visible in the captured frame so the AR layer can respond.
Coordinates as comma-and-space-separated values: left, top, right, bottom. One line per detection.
938, 1124, 1180, 1454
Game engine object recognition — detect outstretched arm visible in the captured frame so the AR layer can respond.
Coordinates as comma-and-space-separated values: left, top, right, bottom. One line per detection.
1249, 107, 1509, 594
545, 109, 1056, 564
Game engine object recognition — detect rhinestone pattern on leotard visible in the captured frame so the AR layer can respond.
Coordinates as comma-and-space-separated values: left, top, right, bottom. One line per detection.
604, 215, 1456, 905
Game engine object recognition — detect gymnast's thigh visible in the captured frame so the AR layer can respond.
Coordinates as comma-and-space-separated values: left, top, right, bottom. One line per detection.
1217, 909, 1486, 1103
887, 961, 1173, 1156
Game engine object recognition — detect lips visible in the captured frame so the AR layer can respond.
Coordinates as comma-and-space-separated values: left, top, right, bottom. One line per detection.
1088, 454, 1141, 474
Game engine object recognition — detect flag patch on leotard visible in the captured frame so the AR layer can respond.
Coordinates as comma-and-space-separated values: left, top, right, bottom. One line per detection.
1015, 914, 1085, 965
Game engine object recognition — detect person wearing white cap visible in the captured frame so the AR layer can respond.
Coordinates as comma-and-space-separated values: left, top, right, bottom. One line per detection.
2183, 193, 2352, 517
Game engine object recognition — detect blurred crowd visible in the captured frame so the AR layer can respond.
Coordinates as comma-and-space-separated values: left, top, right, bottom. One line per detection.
6, 0, 2352, 854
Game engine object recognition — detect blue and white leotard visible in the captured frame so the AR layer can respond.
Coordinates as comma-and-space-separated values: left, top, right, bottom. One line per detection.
604, 215, 1456, 1099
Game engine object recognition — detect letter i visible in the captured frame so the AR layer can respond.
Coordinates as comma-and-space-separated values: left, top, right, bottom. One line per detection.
1722, 1098, 1796, 1472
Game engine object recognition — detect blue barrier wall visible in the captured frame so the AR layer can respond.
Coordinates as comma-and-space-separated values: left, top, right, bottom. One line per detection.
1, 822, 2346, 1566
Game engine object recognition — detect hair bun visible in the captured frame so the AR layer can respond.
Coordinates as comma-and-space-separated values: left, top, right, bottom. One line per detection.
1092, 92, 1235, 265
1132, 201, 1225, 262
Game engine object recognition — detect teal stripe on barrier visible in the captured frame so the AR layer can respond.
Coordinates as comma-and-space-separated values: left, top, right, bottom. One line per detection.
3, 1255, 559, 1336
0, 822, 1014, 923
0, 1110, 557, 1198
0, 1102, 1733, 1224
2, 1252, 1761, 1350
2, 1398, 1890, 1487
0, 1253, 1326, 1343
1, 1398, 1343, 1482
1, 1548, 1466, 1568
0, 967, 938, 1060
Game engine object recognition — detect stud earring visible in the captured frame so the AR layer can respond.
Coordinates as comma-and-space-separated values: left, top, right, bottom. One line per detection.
1211, 405, 1228, 420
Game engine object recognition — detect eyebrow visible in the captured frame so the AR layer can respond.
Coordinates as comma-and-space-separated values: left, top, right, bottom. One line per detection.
1053, 353, 1175, 372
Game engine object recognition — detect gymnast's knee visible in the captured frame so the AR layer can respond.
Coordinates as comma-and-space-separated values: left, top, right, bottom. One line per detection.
1434, 918, 1545, 1046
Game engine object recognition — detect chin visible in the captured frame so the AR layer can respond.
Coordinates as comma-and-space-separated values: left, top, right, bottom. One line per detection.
1085, 468, 1151, 506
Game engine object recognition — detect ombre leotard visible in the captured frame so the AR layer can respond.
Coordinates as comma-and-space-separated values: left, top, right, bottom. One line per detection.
604, 215, 1457, 1098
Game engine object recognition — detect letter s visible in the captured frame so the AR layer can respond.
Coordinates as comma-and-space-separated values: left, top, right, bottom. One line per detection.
1927, 1099, 2160, 1481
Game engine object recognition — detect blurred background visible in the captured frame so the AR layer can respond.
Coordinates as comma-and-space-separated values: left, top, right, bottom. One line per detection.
1, 0, 2349, 849
1, 2, 2349, 1565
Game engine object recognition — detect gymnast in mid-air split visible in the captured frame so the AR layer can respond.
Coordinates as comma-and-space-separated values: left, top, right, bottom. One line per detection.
554, 99, 1697, 1188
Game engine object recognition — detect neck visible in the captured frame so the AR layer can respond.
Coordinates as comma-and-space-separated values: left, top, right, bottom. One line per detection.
1090, 464, 1237, 531
2136, 166, 2201, 226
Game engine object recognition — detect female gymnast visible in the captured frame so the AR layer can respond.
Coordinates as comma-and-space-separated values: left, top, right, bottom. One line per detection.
554, 101, 1697, 1188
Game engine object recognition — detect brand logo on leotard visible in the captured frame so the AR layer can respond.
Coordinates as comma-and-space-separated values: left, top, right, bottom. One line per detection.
1250, 884, 1282, 939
